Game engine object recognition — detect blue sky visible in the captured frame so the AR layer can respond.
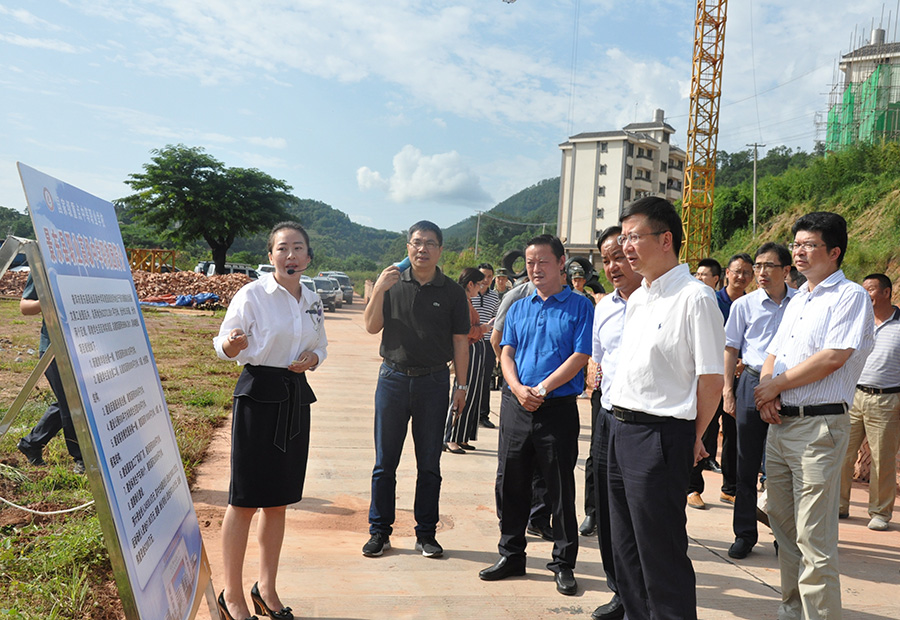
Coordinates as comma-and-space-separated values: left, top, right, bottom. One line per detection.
0, 1, 893, 233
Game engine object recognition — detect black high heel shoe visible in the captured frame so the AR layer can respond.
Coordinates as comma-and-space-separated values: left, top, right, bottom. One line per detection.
250, 582, 293, 620
217, 591, 258, 620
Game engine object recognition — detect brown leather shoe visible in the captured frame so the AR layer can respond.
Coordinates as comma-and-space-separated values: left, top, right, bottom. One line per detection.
687, 492, 706, 510
720, 492, 735, 505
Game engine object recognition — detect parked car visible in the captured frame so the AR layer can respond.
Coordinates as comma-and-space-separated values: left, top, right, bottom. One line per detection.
257, 264, 275, 274
312, 276, 340, 312
196, 261, 259, 279
318, 271, 354, 304
327, 277, 343, 309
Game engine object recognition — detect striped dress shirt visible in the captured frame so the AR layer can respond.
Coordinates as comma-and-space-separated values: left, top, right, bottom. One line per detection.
766, 269, 874, 407
856, 306, 900, 389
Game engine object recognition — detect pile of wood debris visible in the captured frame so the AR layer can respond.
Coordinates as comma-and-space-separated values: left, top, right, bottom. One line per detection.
0, 270, 252, 308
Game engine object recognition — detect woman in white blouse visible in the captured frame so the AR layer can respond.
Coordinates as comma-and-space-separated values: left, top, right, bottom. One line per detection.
213, 222, 327, 620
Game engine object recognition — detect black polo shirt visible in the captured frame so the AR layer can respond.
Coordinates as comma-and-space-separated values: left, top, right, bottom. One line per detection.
380, 267, 470, 368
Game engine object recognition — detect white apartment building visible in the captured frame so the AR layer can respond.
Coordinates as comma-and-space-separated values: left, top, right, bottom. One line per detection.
557, 109, 686, 262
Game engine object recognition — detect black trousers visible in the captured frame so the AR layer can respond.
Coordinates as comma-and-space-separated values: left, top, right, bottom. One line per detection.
733, 371, 768, 544
497, 395, 580, 572
21, 358, 82, 462
478, 344, 496, 421
589, 392, 618, 594
688, 392, 736, 495
494, 387, 551, 526
609, 414, 697, 620
583, 389, 598, 517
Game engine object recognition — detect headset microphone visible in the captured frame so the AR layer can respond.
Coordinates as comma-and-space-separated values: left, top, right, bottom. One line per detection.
287, 269, 296, 275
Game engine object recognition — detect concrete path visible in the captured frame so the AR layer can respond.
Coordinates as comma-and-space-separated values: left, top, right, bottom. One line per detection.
190, 304, 900, 620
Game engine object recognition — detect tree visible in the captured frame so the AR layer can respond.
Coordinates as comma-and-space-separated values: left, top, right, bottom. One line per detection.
118, 145, 294, 274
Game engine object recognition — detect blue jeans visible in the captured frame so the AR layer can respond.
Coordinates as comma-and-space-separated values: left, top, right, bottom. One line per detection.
369, 363, 449, 537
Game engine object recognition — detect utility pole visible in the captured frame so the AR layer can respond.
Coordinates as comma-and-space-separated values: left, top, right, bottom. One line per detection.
746, 142, 765, 236
475, 212, 482, 257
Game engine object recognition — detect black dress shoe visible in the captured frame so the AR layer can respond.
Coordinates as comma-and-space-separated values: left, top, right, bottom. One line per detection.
555, 568, 577, 595
526, 522, 554, 541
479, 417, 496, 429
727, 537, 754, 559
579, 513, 597, 536
17, 439, 46, 466
479, 556, 526, 581
592, 594, 625, 619
704, 458, 722, 474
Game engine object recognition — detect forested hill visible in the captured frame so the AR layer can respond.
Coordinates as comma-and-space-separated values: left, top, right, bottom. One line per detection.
226, 198, 406, 271
712, 142, 900, 286
442, 177, 559, 253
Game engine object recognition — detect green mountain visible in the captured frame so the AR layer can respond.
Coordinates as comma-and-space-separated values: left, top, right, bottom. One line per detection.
443, 177, 559, 252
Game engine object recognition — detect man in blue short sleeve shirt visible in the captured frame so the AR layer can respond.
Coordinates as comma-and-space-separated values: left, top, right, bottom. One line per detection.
479, 234, 593, 596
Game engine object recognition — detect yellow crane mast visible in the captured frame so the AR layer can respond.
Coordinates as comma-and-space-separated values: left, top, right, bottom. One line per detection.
681, 0, 728, 267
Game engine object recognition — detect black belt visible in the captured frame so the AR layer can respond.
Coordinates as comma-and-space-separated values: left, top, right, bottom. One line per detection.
743, 366, 761, 379
779, 403, 846, 417
383, 360, 447, 377
857, 385, 900, 395
612, 406, 667, 424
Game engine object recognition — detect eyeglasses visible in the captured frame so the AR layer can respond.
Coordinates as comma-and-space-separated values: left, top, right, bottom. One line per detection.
752, 262, 784, 272
408, 240, 440, 250
728, 267, 753, 278
788, 241, 825, 252
616, 230, 668, 246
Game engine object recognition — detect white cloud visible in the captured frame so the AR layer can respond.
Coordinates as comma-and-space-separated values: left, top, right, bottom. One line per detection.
247, 136, 288, 149
358, 145, 492, 205
0, 33, 83, 53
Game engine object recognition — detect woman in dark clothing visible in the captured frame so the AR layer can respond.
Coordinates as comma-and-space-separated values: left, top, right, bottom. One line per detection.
444, 268, 492, 453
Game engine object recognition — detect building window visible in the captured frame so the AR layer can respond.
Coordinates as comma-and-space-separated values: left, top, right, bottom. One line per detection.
659, 183, 666, 194
663, 132, 670, 143
596, 208, 605, 219
626, 142, 634, 156
599, 164, 607, 175
625, 164, 632, 178
600, 142, 608, 153
624, 187, 631, 201
660, 161, 667, 172
598, 186, 606, 197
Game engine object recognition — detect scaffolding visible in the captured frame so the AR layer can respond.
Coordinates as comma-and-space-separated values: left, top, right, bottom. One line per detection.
826, 51, 900, 151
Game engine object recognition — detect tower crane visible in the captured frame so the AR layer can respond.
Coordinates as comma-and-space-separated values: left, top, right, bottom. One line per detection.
681, 0, 728, 266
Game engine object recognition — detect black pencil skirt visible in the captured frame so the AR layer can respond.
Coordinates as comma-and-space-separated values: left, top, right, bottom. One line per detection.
229, 365, 315, 508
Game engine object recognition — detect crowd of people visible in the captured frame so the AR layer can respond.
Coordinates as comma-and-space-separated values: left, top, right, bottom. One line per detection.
14, 202, 898, 620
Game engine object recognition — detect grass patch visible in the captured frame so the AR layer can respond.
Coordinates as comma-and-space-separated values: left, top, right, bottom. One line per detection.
0, 298, 235, 617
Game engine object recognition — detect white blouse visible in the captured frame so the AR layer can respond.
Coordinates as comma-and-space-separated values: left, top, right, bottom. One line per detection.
213, 273, 328, 369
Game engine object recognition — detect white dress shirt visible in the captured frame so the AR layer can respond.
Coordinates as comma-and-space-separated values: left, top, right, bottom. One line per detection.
725, 286, 796, 372
766, 269, 874, 407
592, 288, 627, 411
213, 273, 328, 369
609, 263, 725, 420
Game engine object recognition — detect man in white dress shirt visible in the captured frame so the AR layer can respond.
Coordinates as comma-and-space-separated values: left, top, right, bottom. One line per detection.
607, 197, 725, 620
754, 211, 874, 620
587, 225, 643, 620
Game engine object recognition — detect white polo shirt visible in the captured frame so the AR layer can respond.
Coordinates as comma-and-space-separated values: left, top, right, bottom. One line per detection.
766, 269, 874, 407
609, 263, 725, 420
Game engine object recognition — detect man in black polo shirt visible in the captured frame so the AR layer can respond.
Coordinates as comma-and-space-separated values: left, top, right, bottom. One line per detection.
362, 220, 470, 559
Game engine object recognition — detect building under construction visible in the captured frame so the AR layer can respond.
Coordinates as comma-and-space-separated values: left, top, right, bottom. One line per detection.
827, 27, 900, 151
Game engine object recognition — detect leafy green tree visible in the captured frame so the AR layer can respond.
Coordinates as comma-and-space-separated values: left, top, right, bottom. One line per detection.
0, 205, 34, 238
118, 145, 293, 274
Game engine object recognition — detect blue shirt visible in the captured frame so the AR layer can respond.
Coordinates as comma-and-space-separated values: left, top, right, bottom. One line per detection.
501, 286, 594, 398
716, 287, 738, 324
724, 286, 796, 372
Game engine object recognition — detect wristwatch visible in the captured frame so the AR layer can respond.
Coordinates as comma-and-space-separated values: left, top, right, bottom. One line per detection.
455, 383, 468, 392
536, 382, 547, 397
